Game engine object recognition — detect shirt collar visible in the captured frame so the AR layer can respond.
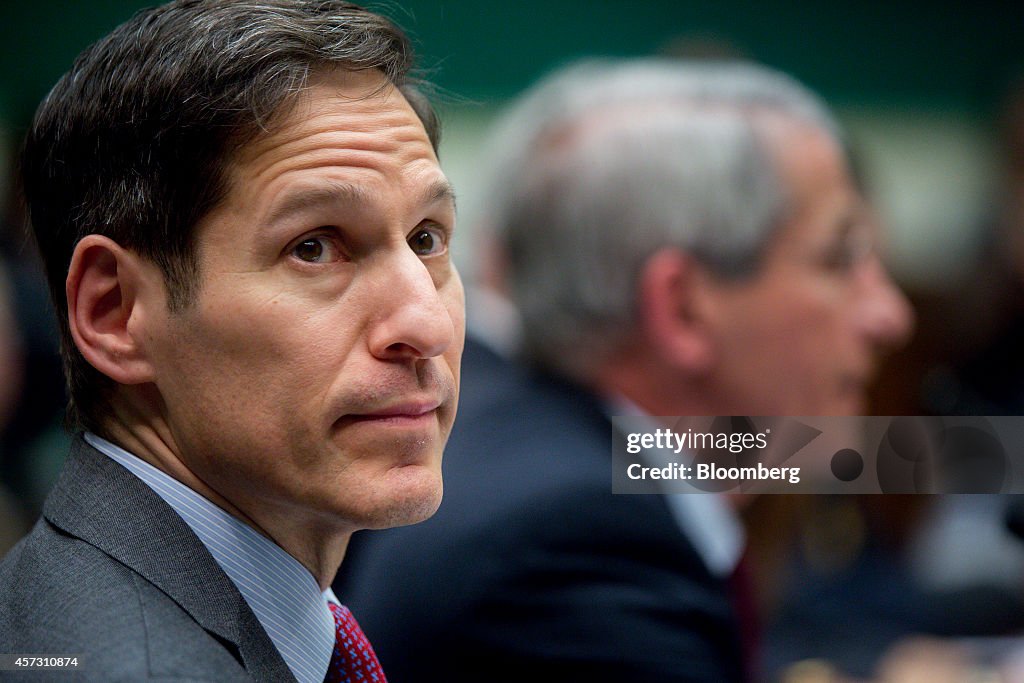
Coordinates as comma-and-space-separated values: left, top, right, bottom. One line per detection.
604, 397, 745, 578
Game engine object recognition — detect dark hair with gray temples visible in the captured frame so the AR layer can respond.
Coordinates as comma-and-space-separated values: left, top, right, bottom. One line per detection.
481, 59, 840, 378
21, 0, 439, 432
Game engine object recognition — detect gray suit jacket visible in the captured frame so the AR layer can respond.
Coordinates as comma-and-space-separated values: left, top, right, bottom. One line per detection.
0, 436, 296, 682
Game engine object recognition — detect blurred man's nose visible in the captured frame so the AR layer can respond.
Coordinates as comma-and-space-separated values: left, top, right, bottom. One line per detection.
857, 256, 915, 352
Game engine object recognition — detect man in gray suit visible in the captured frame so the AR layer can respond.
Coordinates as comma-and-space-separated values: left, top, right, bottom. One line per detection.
0, 2, 464, 681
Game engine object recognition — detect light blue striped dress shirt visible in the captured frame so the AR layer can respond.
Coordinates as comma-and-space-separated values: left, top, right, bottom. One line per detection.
85, 433, 337, 683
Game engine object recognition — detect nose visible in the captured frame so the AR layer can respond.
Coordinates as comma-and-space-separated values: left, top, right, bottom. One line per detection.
856, 256, 914, 352
367, 249, 457, 362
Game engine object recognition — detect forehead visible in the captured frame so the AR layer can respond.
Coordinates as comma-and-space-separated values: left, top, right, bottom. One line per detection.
222, 69, 441, 207
759, 116, 856, 246
186, 69, 450, 265
760, 116, 847, 207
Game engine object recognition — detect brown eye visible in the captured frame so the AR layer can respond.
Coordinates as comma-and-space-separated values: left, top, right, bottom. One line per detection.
293, 238, 325, 262
409, 227, 446, 256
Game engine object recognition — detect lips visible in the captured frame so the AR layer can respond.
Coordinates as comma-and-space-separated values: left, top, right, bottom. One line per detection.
330, 366, 457, 432
338, 396, 445, 428
358, 399, 443, 419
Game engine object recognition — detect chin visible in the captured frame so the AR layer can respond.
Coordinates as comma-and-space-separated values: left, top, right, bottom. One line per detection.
361, 464, 444, 530
835, 392, 867, 416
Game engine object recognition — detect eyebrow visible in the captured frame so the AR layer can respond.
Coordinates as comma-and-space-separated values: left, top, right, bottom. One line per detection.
266, 178, 457, 226
427, 179, 458, 212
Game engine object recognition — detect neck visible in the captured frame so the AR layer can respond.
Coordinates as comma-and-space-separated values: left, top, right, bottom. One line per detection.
591, 360, 750, 514
592, 353, 720, 418
100, 388, 349, 590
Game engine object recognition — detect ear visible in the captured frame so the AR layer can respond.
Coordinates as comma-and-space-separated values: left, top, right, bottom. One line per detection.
66, 235, 160, 385
636, 248, 715, 373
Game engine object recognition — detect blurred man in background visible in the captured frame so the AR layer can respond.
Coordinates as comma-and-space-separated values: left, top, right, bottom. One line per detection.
336, 58, 912, 682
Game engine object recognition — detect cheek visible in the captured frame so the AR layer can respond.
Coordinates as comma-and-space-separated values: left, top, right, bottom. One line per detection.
203, 281, 362, 359
790, 286, 852, 351
447, 296, 466, 350
732, 282, 836, 369
162, 298, 356, 422
443, 272, 467, 365
444, 266, 466, 324
765, 287, 855, 403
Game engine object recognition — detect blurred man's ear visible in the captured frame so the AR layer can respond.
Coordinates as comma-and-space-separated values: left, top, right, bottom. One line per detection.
636, 247, 715, 374
66, 235, 161, 385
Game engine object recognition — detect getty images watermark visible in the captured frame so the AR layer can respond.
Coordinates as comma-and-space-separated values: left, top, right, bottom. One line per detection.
611, 416, 1022, 494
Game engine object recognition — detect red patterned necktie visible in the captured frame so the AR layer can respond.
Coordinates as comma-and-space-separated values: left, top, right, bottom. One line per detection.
324, 603, 388, 683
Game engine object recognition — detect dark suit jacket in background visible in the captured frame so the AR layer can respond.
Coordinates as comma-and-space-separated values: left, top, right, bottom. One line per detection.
335, 338, 744, 682
0, 436, 294, 682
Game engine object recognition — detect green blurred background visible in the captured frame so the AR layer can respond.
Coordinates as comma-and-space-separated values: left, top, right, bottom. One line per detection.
2, 0, 1023, 285
2, 1, 1021, 118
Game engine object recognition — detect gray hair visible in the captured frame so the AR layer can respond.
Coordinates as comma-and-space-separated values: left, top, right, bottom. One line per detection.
482, 59, 841, 376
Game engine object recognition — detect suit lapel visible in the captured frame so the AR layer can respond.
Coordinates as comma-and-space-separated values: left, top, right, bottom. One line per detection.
43, 436, 296, 682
